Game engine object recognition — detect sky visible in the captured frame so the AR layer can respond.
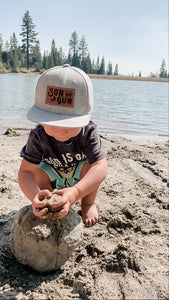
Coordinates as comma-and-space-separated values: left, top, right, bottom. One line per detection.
0, 0, 168, 76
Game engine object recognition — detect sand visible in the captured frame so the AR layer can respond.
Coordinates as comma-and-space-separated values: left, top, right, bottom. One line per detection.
0, 128, 168, 300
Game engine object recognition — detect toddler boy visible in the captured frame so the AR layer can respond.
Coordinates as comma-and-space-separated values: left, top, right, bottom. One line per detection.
18, 64, 107, 227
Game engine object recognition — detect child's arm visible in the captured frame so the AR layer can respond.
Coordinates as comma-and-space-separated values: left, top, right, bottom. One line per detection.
18, 158, 52, 218
55, 157, 107, 218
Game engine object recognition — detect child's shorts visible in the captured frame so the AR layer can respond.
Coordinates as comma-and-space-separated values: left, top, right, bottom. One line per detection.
38, 160, 88, 190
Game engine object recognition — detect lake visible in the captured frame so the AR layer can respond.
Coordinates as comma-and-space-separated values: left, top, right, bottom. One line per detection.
0, 73, 168, 139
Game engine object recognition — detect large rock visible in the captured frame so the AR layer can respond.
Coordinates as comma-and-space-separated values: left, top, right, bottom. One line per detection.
10, 205, 83, 272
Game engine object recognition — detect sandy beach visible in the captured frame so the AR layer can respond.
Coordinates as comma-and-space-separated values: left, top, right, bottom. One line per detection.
0, 128, 168, 300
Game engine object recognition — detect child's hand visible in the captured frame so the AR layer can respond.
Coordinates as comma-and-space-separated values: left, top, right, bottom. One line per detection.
52, 187, 78, 219
32, 189, 52, 219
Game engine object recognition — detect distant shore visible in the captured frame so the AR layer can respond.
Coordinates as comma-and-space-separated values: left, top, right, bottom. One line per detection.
88, 73, 169, 83
1, 68, 169, 83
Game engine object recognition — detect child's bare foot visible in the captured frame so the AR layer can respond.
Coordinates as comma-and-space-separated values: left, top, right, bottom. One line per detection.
81, 203, 98, 227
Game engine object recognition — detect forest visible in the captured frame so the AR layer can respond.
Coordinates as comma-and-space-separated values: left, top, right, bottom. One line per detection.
0, 11, 168, 78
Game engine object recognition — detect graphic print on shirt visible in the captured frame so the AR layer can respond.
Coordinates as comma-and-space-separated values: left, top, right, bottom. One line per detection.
53, 166, 77, 188
42, 152, 87, 188
43, 151, 87, 173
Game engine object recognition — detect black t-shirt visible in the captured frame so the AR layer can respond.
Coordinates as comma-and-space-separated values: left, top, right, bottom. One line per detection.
21, 121, 106, 173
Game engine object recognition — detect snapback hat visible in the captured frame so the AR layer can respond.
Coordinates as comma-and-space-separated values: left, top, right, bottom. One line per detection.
27, 64, 93, 128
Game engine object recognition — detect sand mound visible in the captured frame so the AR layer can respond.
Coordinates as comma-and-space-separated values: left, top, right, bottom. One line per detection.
10, 205, 83, 272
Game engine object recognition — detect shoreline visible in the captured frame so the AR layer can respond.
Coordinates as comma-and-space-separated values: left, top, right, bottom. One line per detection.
89, 73, 169, 83
1, 126, 169, 143
1, 69, 169, 83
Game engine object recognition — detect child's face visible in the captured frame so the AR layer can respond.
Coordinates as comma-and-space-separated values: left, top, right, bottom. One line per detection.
44, 125, 81, 142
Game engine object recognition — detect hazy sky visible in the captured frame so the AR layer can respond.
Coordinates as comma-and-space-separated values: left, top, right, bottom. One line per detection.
0, 0, 168, 76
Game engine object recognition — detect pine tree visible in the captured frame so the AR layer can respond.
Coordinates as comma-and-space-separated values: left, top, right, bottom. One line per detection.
159, 59, 167, 78
69, 31, 79, 56
107, 61, 112, 75
3, 41, 10, 69
84, 54, 92, 73
114, 64, 119, 75
20, 11, 38, 69
0, 34, 5, 71
150, 71, 156, 78
17, 46, 25, 68
0, 33, 3, 62
99, 57, 105, 74
72, 53, 80, 68
69, 31, 80, 67
51, 39, 58, 66
42, 51, 49, 69
9, 33, 20, 72
10, 33, 18, 55
67, 50, 72, 65
91, 59, 96, 74
48, 54, 54, 69
32, 40, 42, 71
96, 56, 100, 74
58, 47, 65, 65
79, 35, 88, 70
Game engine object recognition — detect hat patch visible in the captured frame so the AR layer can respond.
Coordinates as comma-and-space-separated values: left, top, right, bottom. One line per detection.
45, 86, 75, 107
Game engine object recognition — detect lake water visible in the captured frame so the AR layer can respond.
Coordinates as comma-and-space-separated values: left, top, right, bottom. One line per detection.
0, 73, 168, 139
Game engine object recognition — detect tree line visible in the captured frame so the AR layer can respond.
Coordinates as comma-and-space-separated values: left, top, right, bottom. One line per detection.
0, 11, 114, 75
0, 10, 168, 78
